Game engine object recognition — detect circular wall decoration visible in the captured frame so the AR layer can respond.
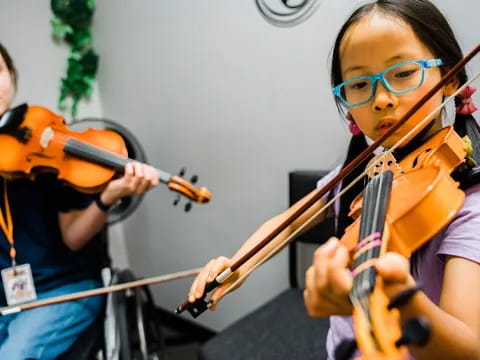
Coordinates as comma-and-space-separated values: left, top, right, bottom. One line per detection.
255, 0, 323, 27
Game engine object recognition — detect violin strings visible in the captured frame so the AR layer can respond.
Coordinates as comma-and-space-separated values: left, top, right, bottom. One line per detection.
355, 172, 377, 314
213, 71, 480, 304
356, 170, 392, 316
25, 126, 134, 170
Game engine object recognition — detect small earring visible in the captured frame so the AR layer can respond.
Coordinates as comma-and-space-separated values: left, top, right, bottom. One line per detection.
346, 112, 361, 135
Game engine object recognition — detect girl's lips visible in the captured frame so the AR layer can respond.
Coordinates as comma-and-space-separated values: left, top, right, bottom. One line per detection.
377, 119, 397, 135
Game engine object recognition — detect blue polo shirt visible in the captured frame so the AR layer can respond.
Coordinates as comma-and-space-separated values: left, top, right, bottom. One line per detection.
0, 174, 106, 306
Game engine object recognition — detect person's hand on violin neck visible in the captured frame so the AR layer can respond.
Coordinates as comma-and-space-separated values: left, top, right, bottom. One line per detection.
304, 237, 415, 318
100, 161, 160, 206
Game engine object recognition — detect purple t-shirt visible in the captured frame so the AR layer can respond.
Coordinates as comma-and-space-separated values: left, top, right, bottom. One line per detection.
316, 167, 480, 359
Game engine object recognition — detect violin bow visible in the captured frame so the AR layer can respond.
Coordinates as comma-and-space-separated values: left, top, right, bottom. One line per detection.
0, 267, 201, 316
176, 43, 480, 318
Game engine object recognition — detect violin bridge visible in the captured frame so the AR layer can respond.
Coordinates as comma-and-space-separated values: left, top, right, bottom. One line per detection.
366, 152, 403, 179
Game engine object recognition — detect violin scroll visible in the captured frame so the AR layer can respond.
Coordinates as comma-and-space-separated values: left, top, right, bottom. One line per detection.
171, 167, 211, 211
169, 175, 211, 205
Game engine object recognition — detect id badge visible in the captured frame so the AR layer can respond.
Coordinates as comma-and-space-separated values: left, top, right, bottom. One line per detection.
1, 263, 37, 305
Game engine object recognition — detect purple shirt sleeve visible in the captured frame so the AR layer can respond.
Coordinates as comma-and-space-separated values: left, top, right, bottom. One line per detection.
437, 183, 480, 263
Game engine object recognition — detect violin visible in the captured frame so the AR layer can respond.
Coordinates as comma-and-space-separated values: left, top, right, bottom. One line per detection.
0, 104, 212, 205
336, 126, 467, 359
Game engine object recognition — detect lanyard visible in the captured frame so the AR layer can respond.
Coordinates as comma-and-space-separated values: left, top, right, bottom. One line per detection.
0, 180, 16, 272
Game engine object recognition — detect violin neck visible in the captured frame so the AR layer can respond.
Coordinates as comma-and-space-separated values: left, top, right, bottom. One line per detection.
63, 138, 170, 183
358, 171, 393, 245
351, 171, 393, 297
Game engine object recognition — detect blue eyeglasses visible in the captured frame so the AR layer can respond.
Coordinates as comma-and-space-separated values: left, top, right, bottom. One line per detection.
332, 58, 443, 108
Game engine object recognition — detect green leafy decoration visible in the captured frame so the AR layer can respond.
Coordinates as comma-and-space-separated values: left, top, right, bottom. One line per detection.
51, 0, 99, 117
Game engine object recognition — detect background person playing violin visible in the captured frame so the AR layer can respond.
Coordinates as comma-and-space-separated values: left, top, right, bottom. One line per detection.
188, 0, 480, 359
303, 1, 480, 359
0, 42, 159, 359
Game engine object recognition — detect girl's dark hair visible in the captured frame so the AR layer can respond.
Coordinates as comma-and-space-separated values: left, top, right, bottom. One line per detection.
330, 0, 480, 237
0, 42, 17, 89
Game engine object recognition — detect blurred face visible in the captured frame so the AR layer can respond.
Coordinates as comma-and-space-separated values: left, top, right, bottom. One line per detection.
0, 53, 15, 116
339, 12, 455, 148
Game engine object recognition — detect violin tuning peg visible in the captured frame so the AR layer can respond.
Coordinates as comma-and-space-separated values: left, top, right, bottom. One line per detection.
388, 285, 421, 310
190, 174, 198, 184
184, 202, 192, 212
173, 195, 181, 206
334, 338, 357, 360
396, 316, 431, 348
179, 167, 186, 177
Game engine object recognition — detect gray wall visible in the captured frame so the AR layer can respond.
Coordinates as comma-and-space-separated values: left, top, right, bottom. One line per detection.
93, 0, 351, 331
1, 0, 479, 331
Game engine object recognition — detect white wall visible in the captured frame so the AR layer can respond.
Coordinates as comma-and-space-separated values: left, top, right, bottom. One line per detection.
1, 0, 479, 332
0, 2, 103, 119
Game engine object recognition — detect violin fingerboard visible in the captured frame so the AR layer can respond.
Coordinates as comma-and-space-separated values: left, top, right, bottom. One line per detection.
351, 171, 393, 300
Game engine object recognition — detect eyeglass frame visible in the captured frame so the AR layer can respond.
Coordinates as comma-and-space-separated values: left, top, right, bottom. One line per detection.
332, 58, 444, 108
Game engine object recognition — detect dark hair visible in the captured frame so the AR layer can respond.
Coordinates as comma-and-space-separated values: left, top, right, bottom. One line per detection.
0, 42, 18, 89
330, 0, 480, 236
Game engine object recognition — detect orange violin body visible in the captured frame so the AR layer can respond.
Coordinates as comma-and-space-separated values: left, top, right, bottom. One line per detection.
0, 105, 126, 193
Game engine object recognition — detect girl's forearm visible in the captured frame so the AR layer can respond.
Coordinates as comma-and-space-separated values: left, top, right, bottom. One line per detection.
402, 292, 479, 360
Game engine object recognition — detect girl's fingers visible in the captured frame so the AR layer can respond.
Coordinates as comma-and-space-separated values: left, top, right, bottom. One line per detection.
188, 261, 213, 300
194, 264, 214, 298
188, 278, 199, 302
375, 252, 410, 283
208, 257, 229, 282
327, 245, 353, 296
188, 257, 231, 302
312, 237, 340, 288
305, 238, 354, 316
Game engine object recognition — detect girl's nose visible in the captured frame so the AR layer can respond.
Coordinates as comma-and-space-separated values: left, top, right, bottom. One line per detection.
372, 82, 398, 111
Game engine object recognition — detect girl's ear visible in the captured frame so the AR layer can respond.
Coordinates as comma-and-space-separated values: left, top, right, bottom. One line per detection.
443, 77, 460, 96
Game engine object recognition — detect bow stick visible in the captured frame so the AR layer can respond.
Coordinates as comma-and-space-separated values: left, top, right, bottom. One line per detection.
0, 267, 201, 316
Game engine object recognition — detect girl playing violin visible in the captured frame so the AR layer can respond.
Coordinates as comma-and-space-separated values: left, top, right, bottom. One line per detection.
303, 1, 480, 359
0, 42, 160, 359
188, 0, 480, 359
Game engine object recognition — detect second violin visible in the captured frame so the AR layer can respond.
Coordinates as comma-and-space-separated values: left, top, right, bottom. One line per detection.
0, 104, 211, 206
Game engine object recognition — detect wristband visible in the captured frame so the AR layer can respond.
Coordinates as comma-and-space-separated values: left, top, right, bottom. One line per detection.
95, 195, 113, 213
